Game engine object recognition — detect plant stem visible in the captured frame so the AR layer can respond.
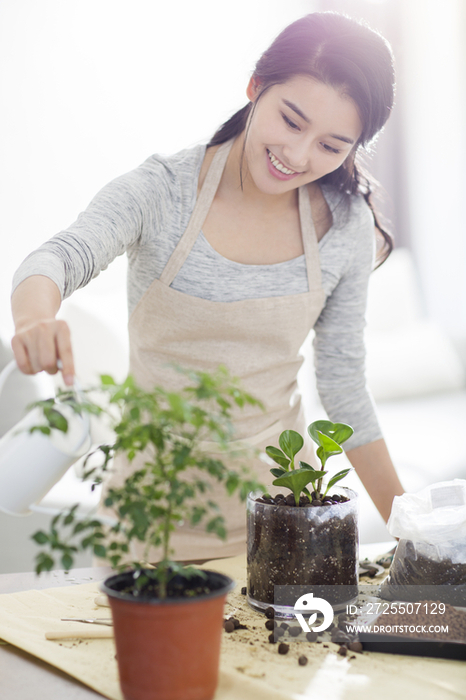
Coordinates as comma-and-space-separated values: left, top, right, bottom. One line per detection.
162, 505, 171, 564
158, 501, 173, 600
316, 468, 325, 498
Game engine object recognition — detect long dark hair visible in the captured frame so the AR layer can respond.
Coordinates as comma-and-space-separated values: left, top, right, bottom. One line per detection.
208, 12, 395, 265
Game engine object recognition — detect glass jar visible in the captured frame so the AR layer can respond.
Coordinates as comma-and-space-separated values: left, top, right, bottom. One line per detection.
247, 487, 359, 616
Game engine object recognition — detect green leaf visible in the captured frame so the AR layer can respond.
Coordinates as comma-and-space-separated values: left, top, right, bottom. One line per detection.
331, 424, 353, 445
278, 430, 304, 461
312, 430, 343, 469
190, 506, 206, 525
61, 552, 73, 571
44, 407, 68, 433
72, 521, 88, 535
308, 420, 353, 446
167, 393, 189, 421
316, 431, 342, 454
265, 446, 290, 470
32, 531, 49, 545
308, 420, 330, 444
93, 544, 107, 558
225, 472, 239, 495
206, 516, 227, 540
173, 444, 192, 468
298, 462, 321, 491
87, 520, 105, 529
100, 375, 116, 385
272, 466, 327, 505
270, 467, 287, 478
129, 406, 140, 422
299, 461, 317, 471
323, 468, 352, 496
35, 552, 55, 574
63, 512, 75, 526
29, 425, 51, 436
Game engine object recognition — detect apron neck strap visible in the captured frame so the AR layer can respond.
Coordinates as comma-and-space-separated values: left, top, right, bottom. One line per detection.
298, 185, 323, 292
160, 139, 233, 286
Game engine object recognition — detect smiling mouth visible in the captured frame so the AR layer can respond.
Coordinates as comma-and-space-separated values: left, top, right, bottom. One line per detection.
267, 149, 299, 175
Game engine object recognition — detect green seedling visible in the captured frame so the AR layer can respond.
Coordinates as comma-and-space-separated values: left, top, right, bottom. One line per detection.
265, 420, 354, 506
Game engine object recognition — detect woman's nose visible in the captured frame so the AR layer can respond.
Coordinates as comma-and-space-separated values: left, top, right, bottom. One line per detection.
282, 138, 312, 171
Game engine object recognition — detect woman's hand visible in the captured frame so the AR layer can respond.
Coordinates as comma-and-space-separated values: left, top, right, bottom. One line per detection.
11, 276, 75, 386
12, 318, 75, 385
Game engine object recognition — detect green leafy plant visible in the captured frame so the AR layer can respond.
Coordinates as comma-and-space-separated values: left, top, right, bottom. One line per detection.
265, 420, 354, 506
30, 366, 264, 598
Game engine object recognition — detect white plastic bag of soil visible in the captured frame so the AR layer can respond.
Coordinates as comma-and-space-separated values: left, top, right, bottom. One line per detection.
380, 479, 466, 605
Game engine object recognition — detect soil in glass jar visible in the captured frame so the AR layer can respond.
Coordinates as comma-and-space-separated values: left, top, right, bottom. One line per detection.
247, 488, 358, 614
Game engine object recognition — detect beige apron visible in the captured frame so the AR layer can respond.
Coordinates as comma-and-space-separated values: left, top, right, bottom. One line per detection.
101, 139, 326, 562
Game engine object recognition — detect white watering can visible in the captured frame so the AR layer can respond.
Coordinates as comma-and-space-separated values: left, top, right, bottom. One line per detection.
0, 360, 92, 516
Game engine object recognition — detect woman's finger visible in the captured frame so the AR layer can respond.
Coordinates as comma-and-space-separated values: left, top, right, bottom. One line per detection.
11, 333, 34, 375
35, 321, 61, 375
55, 320, 75, 385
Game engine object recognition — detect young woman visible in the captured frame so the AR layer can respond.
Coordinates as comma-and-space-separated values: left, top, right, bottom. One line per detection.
11, 12, 404, 561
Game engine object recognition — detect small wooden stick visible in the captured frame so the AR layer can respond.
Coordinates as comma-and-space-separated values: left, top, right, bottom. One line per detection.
45, 627, 114, 640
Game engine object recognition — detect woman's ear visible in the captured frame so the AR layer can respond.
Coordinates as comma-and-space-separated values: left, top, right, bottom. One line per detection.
246, 76, 261, 102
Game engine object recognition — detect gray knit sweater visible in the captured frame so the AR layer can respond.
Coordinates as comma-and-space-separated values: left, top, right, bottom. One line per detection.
12, 143, 382, 450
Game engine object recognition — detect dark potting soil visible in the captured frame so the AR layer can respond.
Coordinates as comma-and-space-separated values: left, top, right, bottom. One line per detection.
108, 569, 226, 601
254, 492, 350, 507
247, 493, 358, 607
380, 540, 466, 606
223, 617, 248, 631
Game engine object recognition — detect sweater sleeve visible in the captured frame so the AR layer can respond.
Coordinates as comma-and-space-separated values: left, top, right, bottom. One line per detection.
11, 158, 168, 300
312, 198, 382, 451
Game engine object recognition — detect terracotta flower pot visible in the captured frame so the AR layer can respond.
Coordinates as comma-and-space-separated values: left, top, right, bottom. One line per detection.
101, 570, 234, 700
247, 487, 359, 615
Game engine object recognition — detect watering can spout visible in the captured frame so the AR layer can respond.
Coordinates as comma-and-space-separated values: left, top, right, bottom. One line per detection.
0, 360, 91, 516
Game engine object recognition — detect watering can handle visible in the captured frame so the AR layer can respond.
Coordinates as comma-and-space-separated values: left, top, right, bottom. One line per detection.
0, 359, 90, 434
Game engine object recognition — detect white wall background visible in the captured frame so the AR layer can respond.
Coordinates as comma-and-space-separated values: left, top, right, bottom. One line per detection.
398, 0, 466, 348
0, 0, 311, 339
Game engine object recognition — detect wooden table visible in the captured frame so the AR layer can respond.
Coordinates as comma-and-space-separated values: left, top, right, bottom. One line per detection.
2, 544, 464, 700
0, 567, 112, 700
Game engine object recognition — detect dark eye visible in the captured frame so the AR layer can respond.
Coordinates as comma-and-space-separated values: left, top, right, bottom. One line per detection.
322, 143, 341, 155
282, 113, 299, 130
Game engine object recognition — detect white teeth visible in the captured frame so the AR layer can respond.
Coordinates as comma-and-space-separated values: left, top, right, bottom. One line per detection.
267, 150, 295, 175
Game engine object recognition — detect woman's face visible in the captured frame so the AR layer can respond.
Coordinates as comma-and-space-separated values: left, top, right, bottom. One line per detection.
243, 75, 363, 196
